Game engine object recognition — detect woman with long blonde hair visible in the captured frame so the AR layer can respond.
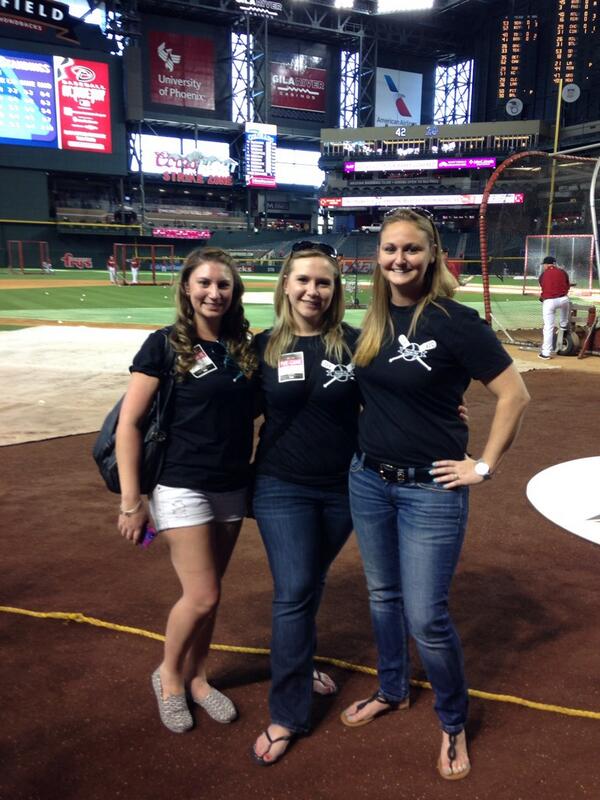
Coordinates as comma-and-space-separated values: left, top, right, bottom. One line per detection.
116, 246, 256, 734
251, 242, 361, 765
340, 209, 530, 781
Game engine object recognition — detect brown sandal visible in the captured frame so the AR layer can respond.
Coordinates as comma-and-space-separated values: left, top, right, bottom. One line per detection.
340, 689, 409, 728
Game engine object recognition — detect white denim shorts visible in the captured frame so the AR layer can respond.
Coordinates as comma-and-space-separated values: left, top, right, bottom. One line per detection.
149, 484, 247, 531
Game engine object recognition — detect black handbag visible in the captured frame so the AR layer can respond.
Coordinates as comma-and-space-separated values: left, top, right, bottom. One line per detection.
92, 331, 176, 495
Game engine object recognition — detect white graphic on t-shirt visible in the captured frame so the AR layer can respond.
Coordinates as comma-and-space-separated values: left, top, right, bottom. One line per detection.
321, 359, 355, 387
388, 334, 437, 371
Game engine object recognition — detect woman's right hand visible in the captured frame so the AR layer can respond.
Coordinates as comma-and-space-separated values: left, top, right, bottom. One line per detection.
117, 504, 148, 545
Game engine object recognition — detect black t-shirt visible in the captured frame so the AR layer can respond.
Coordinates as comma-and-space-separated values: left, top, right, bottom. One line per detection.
255, 325, 361, 487
131, 326, 254, 492
356, 299, 513, 466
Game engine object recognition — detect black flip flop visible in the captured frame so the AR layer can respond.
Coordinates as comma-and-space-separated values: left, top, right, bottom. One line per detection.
252, 728, 294, 766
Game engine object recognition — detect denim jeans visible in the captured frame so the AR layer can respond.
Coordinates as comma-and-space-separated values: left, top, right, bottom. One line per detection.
253, 474, 353, 733
349, 453, 469, 733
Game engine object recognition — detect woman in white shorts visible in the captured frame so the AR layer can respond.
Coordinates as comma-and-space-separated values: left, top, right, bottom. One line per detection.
115, 247, 256, 733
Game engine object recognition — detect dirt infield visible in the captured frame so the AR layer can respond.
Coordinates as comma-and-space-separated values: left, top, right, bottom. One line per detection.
2, 325, 599, 448
2, 370, 600, 800
0, 317, 158, 329
2, 278, 111, 289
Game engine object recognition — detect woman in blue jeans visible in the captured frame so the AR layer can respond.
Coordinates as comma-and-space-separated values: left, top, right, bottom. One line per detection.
340, 209, 530, 780
251, 243, 361, 765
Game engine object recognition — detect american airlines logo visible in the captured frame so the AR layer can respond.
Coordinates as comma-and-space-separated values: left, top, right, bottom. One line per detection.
157, 41, 181, 72
383, 73, 412, 118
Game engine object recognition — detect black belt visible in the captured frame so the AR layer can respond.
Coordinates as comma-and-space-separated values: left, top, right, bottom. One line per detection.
362, 454, 434, 484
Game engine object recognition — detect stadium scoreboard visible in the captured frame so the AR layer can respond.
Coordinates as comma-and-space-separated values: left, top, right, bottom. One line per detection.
244, 122, 277, 188
497, 15, 538, 102
0, 47, 112, 152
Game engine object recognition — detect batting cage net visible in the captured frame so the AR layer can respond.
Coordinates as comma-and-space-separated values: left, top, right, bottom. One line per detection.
479, 151, 600, 347
8, 240, 50, 273
113, 244, 176, 286
341, 258, 375, 309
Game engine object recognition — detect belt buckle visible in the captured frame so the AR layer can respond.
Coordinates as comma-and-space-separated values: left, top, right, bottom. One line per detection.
379, 463, 406, 483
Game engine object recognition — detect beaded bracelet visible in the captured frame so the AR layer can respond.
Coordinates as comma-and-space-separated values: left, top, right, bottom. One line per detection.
120, 499, 143, 516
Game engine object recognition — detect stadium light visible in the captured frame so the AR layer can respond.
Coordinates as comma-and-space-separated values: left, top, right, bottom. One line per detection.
334, 0, 355, 8
377, 0, 434, 12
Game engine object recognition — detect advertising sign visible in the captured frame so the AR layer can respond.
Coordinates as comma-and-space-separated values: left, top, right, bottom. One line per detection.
438, 157, 496, 169
0, 48, 112, 153
271, 54, 326, 113
245, 122, 277, 188
235, 0, 282, 16
0, 0, 79, 44
153, 228, 211, 240
148, 30, 215, 111
374, 67, 422, 127
55, 56, 111, 152
132, 134, 237, 186
319, 193, 524, 208
344, 157, 497, 173
61, 252, 93, 268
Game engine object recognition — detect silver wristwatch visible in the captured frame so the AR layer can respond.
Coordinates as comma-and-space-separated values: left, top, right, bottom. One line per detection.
474, 459, 492, 480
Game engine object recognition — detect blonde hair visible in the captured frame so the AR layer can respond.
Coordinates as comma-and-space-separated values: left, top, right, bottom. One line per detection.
170, 247, 257, 378
353, 209, 457, 367
264, 248, 350, 367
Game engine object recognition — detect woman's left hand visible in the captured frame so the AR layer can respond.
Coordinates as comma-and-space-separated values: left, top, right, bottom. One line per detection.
430, 457, 486, 488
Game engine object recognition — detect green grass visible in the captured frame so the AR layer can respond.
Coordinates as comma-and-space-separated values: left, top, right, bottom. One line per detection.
0, 269, 583, 334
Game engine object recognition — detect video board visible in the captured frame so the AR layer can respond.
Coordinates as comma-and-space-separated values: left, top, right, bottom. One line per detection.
0, 38, 126, 174
344, 157, 497, 173
0, 47, 112, 152
320, 193, 524, 209
131, 133, 236, 186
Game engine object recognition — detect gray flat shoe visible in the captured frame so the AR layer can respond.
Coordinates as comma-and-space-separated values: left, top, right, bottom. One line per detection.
193, 687, 238, 723
151, 669, 193, 733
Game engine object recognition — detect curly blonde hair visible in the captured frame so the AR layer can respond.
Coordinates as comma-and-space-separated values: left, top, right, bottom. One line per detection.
170, 247, 257, 378
353, 208, 457, 367
264, 247, 351, 367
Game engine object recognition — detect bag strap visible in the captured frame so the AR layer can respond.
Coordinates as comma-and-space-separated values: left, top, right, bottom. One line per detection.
152, 330, 177, 426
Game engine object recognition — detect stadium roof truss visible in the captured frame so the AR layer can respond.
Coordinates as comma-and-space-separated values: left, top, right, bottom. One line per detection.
111, 0, 500, 57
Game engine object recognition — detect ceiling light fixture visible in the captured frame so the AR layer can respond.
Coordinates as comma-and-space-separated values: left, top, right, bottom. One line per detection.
377, 0, 434, 13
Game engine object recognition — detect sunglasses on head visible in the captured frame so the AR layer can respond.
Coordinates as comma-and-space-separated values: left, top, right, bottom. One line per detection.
291, 241, 337, 258
383, 206, 435, 223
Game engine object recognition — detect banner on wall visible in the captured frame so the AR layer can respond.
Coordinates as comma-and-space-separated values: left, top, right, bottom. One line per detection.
271, 54, 326, 113
148, 30, 215, 111
374, 67, 422, 127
